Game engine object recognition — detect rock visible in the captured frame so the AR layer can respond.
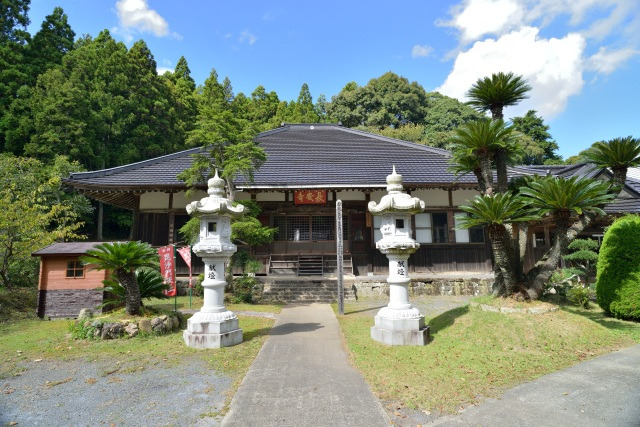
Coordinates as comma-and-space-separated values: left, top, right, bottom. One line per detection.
124, 322, 139, 337
175, 312, 185, 328
171, 316, 180, 330
159, 315, 168, 321
163, 318, 173, 331
138, 318, 152, 334
78, 308, 93, 320
151, 317, 166, 334
480, 304, 500, 313
101, 322, 123, 339
500, 307, 525, 314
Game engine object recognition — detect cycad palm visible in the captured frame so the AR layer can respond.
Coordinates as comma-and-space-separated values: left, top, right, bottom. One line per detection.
583, 136, 640, 187
449, 118, 520, 193
519, 176, 616, 293
81, 241, 158, 315
466, 72, 531, 120
459, 192, 532, 295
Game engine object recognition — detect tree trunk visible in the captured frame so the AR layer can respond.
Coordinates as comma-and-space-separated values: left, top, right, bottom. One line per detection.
479, 154, 494, 195
488, 225, 517, 296
495, 148, 509, 193
611, 166, 628, 188
473, 168, 487, 194
525, 211, 595, 298
225, 177, 235, 203
116, 269, 141, 315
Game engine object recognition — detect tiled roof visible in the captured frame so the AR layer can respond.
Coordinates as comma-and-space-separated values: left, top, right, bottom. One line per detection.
32, 242, 105, 256
63, 123, 640, 212
64, 124, 473, 190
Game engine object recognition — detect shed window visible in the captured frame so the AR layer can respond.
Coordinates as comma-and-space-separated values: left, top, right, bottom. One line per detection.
66, 260, 84, 278
415, 213, 449, 243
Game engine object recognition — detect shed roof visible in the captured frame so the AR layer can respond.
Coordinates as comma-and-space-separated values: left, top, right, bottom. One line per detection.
32, 242, 104, 257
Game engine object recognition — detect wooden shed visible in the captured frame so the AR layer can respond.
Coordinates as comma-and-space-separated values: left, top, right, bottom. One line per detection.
32, 242, 107, 318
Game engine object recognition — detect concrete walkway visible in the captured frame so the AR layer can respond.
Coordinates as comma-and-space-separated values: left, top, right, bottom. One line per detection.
432, 344, 640, 426
222, 303, 389, 427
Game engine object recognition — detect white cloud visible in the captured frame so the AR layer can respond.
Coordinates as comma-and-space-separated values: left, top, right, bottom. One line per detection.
239, 30, 257, 45
156, 66, 173, 75
411, 44, 433, 58
436, 0, 640, 117
441, 0, 525, 43
436, 27, 585, 118
587, 47, 639, 74
115, 0, 179, 39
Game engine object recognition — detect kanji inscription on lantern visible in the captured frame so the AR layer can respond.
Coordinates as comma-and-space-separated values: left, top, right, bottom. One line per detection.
208, 264, 216, 280
294, 189, 327, 205
397, 261, 405, 275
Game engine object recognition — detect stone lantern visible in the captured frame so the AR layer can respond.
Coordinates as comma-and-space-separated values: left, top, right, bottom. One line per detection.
368, 166, 430, 346
183, 170, 245, 349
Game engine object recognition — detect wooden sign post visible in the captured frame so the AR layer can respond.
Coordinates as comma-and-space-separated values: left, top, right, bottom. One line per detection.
336, 200, 344, 315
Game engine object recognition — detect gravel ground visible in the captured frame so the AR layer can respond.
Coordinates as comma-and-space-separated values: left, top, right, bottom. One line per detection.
0, 358, 231, 427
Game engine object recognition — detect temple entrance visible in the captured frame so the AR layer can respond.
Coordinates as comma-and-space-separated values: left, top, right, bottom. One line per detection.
271, 214, 350, 254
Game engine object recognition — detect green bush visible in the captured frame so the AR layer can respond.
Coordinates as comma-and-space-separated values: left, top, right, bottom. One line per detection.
0, 287, 38, 321
596, 215, 640, 320
567, 286, 594, 309
230, 275, 258, 304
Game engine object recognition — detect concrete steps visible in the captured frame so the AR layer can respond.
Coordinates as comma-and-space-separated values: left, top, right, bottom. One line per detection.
260, 280, 356, 303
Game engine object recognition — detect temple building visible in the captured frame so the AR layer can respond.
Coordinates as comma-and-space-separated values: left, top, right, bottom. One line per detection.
63, 124, 640, 278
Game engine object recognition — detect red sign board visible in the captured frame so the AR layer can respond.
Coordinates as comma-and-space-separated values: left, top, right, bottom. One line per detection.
158, 245, 176, 297
177, 246, 192, 288
294, 189, 327, 205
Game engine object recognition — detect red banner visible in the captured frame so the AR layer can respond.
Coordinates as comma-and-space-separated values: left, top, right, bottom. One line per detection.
294, 189, 327, 205
158, 245, 176, 297
177, 246, 192, 288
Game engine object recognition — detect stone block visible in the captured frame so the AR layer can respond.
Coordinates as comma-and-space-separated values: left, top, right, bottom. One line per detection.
183, 326, 243, 349
186, 317, 239, 335
373, 315, 425, 332
371, 325, 430, 346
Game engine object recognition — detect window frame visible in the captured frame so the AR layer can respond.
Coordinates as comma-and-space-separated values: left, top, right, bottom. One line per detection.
66, 259, 85, 279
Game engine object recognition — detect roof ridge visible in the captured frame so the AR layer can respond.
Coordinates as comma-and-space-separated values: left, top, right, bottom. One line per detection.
334, 126, 453, 157
67, 147, 205, 180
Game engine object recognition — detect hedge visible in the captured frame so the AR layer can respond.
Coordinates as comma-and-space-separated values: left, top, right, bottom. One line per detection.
595, 215, 640, 320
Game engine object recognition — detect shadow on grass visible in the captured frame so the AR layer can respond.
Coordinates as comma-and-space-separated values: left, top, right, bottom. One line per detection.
428, 305, 469, 335
561, 306, 640, 334
344, 305, 387, 315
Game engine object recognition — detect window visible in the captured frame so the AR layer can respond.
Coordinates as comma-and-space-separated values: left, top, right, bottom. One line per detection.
273, 215, 348, 241
432, 212, 449, 243
454, 213, 485, 243
533, 232, 546, 248
416, 212, 451, 243
66, 260, 84, 278
414, 213, 432, 243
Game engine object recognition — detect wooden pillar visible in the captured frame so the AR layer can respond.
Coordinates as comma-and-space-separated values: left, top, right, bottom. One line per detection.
447, 210, 457, 271
130, 194, 141, 240
97, 201, 103, 241
168, 193, 175, 245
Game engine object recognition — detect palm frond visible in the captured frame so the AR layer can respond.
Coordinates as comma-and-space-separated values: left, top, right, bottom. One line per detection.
458, 192, 537, 228
583, 136, 640, 169
466, 72, 531, 115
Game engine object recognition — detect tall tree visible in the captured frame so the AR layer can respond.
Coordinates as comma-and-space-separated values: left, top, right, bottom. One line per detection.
511, 110, 560, 164
27, 6, 75, 82
0, 0, 31, 151
327, 72, 428, 128
178, 69, 266, 202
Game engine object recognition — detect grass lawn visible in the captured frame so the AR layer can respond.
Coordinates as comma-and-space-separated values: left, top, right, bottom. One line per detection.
336, 296, 640, 414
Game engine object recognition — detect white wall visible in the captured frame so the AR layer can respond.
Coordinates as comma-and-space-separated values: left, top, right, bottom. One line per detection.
140, 192, 169, 210
336, 190, 366, 201
172, 190, 207, 210
256, 192, 286, 202
411, 189, 449, 207
452, 189, 480, 206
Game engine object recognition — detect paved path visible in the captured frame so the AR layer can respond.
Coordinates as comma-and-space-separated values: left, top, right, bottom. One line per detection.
222, 303, 389, 427
431, 344, 640, 426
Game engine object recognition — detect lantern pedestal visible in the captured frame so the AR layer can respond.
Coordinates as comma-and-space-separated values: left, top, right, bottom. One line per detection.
370, 253, 430, 346
182, 170, 245, 349
368, 166, 430, 346
183, 255, 242, 349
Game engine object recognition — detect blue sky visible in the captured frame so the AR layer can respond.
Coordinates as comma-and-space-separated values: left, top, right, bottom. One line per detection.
27, 0, 640, 159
